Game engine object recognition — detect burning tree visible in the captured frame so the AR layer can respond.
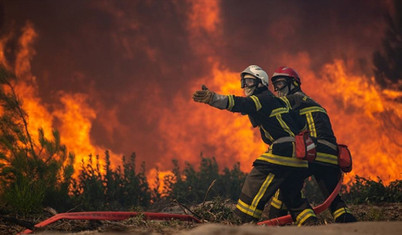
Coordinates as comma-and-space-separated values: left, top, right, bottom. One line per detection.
0, 66, 75, 214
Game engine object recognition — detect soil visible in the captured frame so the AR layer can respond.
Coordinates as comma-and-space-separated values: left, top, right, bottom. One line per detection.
1, 203, 401, 235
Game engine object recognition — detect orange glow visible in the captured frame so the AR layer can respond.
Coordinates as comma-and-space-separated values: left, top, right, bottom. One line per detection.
270, 54, 401, 184
146, 168, 174, 196
153, 1, 402, 186
312, 60, 401, 184
0, 23, 122, 176
156, 59, 401, 186
1, 3, 400, 197
156, 63, 266, 175
188, 0, 220, 34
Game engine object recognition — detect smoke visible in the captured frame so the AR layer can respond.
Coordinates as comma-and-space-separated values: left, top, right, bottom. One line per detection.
373, 0, 402, 91
1, 0, 400, 183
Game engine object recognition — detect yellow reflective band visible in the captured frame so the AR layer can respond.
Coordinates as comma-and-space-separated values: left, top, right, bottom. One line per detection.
260, 125, 274, 142
251, 173, 274, 209
258, 152, 308, 168
333, 207, 351, 220
316, 152, 338, 165
236, 199, 263, 218
299, 106, 327, 115
250, 95, 262, 111
269, 107, 289, 117
279, 96, 292, 109
274, 189, 280, 198
271, 196, 283, 209
227, 95, 235, 110
276, 115, 295, 136
305, 113, 317, 137
296, 209, 316, 226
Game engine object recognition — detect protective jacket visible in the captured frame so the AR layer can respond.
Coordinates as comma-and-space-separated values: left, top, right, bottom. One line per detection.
225, 89, 314, 223
268, 92, 355, 222
226, 89, 308, 168
281, 91, 338, 165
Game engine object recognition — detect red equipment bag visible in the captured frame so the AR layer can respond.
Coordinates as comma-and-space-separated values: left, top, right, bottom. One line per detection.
295, 130, 316, 162
338, 144, 352, 172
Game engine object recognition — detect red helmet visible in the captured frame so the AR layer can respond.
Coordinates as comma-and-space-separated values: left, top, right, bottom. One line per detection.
271, 66, 301, 85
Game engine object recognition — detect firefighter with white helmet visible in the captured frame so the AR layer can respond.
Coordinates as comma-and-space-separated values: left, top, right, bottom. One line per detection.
192, 65, 319, 225
269, 66, 357, 223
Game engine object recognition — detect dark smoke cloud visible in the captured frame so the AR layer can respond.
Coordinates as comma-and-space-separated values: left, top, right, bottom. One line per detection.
219, 0, 388, 76
1, 0, 392, 169
373, 0, 402, 91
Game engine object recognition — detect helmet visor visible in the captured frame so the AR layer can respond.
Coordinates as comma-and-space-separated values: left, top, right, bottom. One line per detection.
273, 79, 288, 91
241, 77, 259, 88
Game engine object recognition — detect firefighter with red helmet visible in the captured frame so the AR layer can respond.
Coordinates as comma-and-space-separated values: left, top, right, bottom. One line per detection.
192, 65, 319, 225
269, 66, 357, 223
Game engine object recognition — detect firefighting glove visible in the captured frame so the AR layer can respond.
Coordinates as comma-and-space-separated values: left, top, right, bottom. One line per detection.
193, 85, 214, 103
192, 85, 228, 110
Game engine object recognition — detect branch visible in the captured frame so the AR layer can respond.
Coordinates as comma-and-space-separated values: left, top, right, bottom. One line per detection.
4, 79, 36, 158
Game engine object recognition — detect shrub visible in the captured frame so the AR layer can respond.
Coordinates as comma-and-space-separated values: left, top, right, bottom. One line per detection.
163, 154, 247, 205
0, 66, 74, 214
72, 152, 151, 211
342, 175, 402, 204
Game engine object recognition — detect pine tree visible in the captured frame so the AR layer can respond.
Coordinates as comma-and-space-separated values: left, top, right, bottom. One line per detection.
0, 66, 74, 214
373, 0, 402, 90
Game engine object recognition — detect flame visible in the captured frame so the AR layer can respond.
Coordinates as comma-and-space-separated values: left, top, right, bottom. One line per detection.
0, 22, 122, 175
151, 1, 401, 186
155, 63, 266, 173
311, 60, 402, 184
1, 2, 400, 195
155, 61, 401, 186
147, 168, 174, 196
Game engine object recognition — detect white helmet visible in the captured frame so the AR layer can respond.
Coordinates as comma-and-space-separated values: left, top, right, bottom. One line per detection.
240, 65, 269, 87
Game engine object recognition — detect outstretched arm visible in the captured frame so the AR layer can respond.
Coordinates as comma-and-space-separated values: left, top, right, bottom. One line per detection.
192, 85, 228, 110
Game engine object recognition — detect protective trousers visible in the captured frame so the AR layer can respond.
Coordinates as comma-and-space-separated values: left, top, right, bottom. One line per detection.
234, 163, 316, 225
268, 163, 351, 221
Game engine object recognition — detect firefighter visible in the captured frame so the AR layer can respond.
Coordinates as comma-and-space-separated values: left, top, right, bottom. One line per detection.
192, 65, 319, 225
268, 66, 357, 223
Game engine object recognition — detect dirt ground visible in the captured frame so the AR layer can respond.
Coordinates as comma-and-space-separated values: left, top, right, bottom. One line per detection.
2, 203, 401, 235
183, 222, 402, 235
25, 222, 402, 235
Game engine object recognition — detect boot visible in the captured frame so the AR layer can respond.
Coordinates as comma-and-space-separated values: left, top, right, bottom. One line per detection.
268, 207, 288, 219
335, 213, 357, 223
301, 216, 320, 226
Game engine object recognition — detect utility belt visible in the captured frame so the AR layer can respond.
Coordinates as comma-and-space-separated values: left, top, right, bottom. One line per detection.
317, 139, 337, 151
272, 131, 316, 162
273, 134, 353, 172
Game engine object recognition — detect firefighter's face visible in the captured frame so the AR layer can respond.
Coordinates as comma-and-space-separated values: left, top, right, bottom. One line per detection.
273, 78, 289, 97
241, 75, 258, 96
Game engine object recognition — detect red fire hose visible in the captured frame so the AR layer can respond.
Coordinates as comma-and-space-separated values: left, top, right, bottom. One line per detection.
20, 176, 343, 234
20, 211, 201, 234
257, 174, 343, 226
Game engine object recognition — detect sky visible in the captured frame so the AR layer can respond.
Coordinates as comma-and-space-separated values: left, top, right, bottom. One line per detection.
0, 0, 400, 184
